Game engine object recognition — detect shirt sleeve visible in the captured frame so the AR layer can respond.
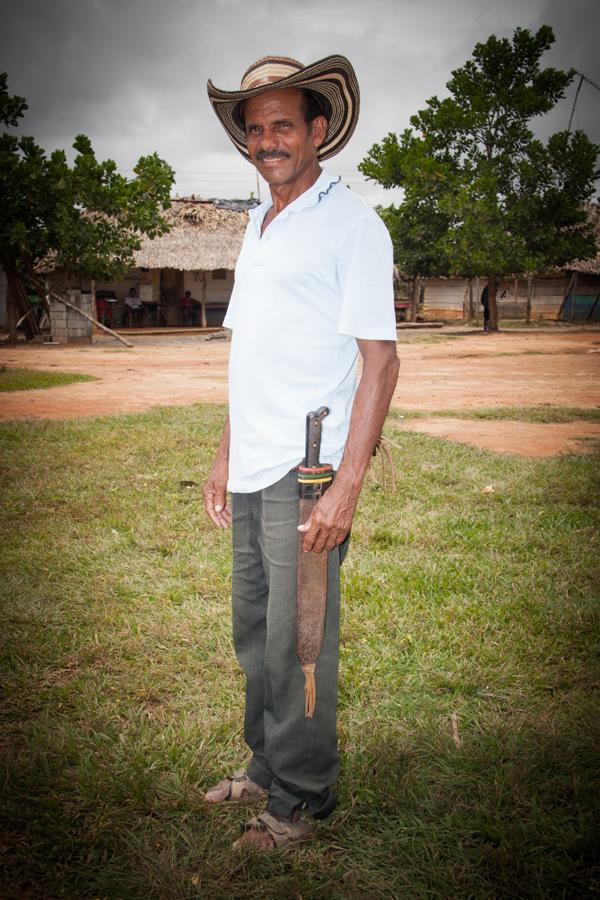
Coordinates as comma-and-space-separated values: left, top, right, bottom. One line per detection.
335, 211, 397, 340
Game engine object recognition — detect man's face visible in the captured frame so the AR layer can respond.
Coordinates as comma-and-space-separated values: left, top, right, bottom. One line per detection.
243, 88, 327, 190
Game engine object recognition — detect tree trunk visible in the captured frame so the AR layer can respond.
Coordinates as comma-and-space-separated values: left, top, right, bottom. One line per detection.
525, 276, 534, 324
465, 279, 473, 322
4, 267, 38, 342
410, 276, 420, 323
5, 268, 19, 343
487, 273, 499, 332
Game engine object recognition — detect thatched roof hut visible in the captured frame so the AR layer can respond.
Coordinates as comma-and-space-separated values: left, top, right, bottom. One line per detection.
134, 198, 256, 271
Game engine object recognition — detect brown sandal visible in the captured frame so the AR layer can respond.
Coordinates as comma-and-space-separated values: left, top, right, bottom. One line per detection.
204, 770, 268, 804
233, 811, 316, 851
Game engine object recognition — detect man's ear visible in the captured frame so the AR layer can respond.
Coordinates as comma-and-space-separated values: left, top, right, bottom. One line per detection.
311, 115, 328, 149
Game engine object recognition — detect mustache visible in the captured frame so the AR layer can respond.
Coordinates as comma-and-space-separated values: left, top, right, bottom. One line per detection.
255, 150, 290, 161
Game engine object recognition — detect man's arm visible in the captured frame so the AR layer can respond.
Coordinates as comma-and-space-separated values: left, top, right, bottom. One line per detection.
203, 416, 232, 529
298, 339, 399, 553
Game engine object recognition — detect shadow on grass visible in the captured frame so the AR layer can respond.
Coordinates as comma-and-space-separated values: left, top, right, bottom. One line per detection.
1, 698, 599, 899
336, 716, 599, 898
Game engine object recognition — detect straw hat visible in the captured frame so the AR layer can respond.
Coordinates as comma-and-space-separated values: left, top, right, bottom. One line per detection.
207, 54, 360, 162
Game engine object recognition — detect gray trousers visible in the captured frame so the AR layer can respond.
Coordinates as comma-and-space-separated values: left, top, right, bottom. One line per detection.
232, 469, 348, 819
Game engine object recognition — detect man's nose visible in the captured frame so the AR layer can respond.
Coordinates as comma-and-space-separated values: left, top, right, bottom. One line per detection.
256, 126, 280, 149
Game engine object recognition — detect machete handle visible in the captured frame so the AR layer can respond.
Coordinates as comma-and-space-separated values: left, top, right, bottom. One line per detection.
299, 407, 332, 500
304, 406, 329, 468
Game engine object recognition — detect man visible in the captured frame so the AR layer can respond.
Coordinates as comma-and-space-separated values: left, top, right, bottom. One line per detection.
180, 290, 197, 326
203, 55, 399, 850
124, 286, 143, 327
480, 284, 490, 332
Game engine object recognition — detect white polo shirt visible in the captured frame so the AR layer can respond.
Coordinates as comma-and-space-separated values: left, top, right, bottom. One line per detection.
223, 168, 397, 493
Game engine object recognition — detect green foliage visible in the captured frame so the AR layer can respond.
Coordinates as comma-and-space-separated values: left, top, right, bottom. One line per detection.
390, 405, 600, 424
360, 27, 599, 280
0, 72, 174, 284
0, 366, 97, 391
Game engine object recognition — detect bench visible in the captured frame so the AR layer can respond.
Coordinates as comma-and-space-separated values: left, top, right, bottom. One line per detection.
394, 300, 412, 322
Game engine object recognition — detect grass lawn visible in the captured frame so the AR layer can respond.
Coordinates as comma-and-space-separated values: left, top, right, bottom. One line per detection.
0, 366, 97, 392
0, 404, 598, 898
389, 405, 600, 424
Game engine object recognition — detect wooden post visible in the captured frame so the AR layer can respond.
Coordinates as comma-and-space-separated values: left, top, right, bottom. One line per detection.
201, 272, 207, 328
556, 272, 575, 322
587, 291, 600, 322
90, 279, 100, 338
569, 272, 578, 323
487, 273, 499, 332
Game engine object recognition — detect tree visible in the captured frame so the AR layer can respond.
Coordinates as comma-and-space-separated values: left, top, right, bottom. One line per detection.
360, 26, 599, 330
0, 74, 174, 342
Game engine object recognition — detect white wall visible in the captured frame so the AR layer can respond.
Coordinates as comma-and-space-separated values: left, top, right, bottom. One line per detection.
422, 279, 467, 318
531, 276, 567, 320
183, 269, 234, 306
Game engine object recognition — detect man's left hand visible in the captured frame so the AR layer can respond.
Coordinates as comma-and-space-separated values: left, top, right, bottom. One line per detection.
297, 480, 358, 554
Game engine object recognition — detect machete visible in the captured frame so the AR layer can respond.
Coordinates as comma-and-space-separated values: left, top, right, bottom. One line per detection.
296, 406, 333, 718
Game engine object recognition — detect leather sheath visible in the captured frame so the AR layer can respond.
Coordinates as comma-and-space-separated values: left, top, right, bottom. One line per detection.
296, 496, 328, 665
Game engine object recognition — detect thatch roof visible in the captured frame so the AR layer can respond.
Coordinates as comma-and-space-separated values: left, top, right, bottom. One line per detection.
567, 203, 600, 275
134, 198, 257, 271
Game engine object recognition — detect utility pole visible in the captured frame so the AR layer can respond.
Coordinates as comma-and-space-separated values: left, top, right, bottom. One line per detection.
567, 70, 600, 133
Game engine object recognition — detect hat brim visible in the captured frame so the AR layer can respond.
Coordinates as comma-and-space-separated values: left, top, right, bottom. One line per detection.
207, 55, 359, 162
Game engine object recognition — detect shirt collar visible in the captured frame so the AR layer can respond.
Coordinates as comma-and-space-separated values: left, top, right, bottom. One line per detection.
248, 169, 341, 233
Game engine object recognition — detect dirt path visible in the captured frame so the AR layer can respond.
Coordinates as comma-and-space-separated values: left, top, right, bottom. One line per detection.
1, 328, 599, 456
393, 416, 600, 458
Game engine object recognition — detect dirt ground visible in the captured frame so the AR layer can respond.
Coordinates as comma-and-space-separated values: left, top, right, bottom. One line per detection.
1, 327, 599, 457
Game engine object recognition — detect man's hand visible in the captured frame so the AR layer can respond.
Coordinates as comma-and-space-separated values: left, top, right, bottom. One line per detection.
297, 479, 358, 553
203, 461, 231, 528
203, 417, 232, 529
298, 339, 399, 554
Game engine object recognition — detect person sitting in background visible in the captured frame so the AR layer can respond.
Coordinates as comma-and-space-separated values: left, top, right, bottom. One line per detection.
180, 290, 197, 326
124, 287, 144, 326
96, 295, 112, 326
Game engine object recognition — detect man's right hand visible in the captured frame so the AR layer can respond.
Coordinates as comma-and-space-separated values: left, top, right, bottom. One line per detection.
203, 462, 231, 529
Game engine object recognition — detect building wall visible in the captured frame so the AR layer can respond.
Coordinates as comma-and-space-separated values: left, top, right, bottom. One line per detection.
183, 269, 234, 326
421, 275, 569, 321
530, 275, 568, 320
420, 279, 468, 320
184, 268, 234, 302
49, 291, 93, 344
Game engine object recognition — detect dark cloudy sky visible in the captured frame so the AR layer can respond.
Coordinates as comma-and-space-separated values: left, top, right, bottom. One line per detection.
2, 0, 598, 205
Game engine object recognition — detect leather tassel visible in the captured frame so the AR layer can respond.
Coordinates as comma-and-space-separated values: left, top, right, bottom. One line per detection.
302, 663, 317, 718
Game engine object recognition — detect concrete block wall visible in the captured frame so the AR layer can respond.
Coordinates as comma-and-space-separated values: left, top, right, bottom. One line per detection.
49, 291, 93, 343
